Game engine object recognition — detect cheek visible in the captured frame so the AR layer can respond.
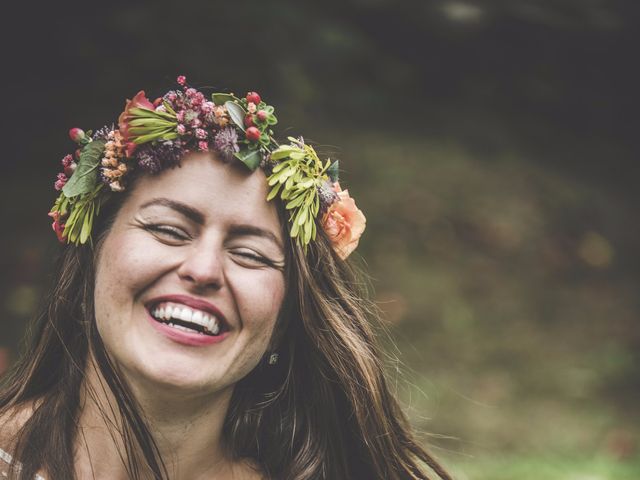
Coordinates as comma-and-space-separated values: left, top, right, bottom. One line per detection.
232, 269, 286, 346
94, 231, 169, 329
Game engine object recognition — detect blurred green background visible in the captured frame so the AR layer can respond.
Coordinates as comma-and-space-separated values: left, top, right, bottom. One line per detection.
1, 1, 638, 478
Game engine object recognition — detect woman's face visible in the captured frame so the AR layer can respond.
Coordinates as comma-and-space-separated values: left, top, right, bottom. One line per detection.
94, 154, 287, 397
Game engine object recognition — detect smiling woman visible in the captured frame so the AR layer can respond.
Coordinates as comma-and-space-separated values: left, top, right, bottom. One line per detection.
0, 77, 452, 479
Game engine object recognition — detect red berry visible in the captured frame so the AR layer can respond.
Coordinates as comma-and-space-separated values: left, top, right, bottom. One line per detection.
246, 126, 261, 142
246, 91, 261, 104
69, 128, 85, 143
256, 110, 268, 122
244, 115, 255, 127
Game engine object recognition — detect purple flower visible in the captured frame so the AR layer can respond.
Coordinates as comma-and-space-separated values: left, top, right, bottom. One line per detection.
214, 127, 240, 161
136, 141, 183, 174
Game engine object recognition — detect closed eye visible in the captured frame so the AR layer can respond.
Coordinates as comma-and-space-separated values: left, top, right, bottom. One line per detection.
231, 249, 284, 270
143, 223, 190, 242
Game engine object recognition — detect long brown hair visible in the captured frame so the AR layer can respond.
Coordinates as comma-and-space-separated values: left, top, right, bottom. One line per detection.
0, 169, 452, 479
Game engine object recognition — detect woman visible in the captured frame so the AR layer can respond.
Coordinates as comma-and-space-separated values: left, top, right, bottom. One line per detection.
0, 77, 452, 479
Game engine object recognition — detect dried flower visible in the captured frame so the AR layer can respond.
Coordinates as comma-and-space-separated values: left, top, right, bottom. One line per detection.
48, 211, 67, 242
110, 181, 124, 192
54, 173, 68, 191
214, 127, 240, 161
136, 141, 182, 174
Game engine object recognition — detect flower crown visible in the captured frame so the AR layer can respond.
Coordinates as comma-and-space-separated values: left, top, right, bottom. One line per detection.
49, 76, 365, 259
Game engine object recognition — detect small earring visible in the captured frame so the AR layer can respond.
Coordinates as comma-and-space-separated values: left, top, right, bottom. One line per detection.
267, 353, 279, 365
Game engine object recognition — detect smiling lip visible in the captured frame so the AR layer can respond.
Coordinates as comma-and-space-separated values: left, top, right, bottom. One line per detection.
145, 294, 230, 347
145, 294, 229, 328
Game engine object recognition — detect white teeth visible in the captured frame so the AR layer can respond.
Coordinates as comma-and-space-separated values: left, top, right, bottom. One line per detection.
210, 321, 220, 335
179, 308, 192, 322
151, 302, 222, 335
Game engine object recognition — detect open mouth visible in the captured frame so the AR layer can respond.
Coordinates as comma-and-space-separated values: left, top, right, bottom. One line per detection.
148, 302, 227, 337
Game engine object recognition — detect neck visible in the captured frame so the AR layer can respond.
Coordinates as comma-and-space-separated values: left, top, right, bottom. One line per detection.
75, 357, 241, 480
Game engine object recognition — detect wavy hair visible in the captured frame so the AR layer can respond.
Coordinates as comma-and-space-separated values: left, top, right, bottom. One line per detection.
0, 166, 452, 480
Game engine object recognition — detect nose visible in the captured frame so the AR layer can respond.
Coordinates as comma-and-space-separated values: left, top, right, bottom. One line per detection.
176, 236, 225, 290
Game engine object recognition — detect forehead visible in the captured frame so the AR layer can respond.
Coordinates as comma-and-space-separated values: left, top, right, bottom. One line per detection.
123, 153, 282, 234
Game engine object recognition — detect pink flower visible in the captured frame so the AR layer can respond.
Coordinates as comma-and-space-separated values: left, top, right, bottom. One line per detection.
118, 90, 155, 157
48, 211, 67, 243
201, 101, 214, 114
177, 124, 186, 135
195, 128, 207, 140
54, 173, 68, 191
68, 128, 86, 144
198, 141, 209, 151
61, 154, 74, 168
321, 182, 366, 259
177, 75, 187, 86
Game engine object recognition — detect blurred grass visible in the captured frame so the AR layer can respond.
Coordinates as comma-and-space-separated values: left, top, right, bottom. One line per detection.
447, 454, 640, 480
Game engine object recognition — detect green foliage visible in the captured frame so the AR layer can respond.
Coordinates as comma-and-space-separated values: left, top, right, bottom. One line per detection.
234, 148, 261, 170
225, 101, 246, 132
267, 137, 330, 248
51, 183, 107, 245
126, 106, 178, 144
62, 140, 106, 197
211, 93, 237, 106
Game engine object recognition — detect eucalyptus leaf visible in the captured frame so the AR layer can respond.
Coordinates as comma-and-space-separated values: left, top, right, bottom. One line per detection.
225, 101, 246, 132
328, 160, 340, 182
62, 140, 106, 197
212, 93, 236, 105
233, 149, 261, 170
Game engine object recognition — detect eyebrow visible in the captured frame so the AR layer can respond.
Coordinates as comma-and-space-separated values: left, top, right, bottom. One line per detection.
140, 197, 284, 251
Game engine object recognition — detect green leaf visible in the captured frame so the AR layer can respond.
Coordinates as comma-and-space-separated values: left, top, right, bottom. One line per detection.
267, 183, 282, 201
128, 118, 176, 127
328, 160, 340, 182
225, 101, 246, 132
212, 93, 236, 105
133, 129, 174, 144
271, 147, 298, 161
62, 140, 106, 197
163, 100, 177, 116
286, 194, 306, 209
233, 149, 261, 170
80, 204, 92, 244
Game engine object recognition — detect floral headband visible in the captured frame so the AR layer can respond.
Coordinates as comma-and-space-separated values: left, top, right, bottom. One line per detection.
49, 76, 365, 259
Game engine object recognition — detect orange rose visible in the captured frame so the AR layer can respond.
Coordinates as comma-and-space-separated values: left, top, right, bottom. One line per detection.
321, 182, 366, 259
